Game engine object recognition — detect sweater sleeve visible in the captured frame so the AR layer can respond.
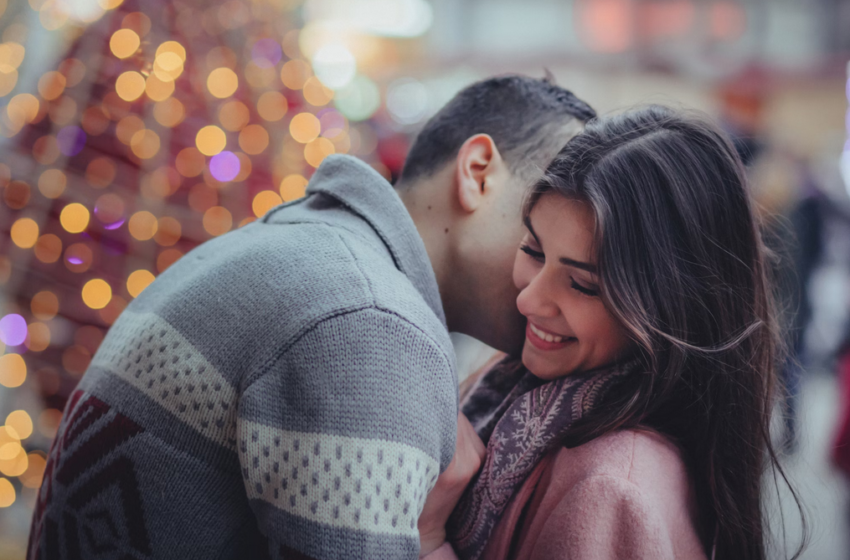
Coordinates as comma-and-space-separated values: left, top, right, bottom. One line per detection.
530, 475, 675, 560
236, 308, 458, 560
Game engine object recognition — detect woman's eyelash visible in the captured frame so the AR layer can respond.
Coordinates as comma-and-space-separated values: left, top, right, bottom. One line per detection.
519, 244, 544, 261
570, 278, 599, 297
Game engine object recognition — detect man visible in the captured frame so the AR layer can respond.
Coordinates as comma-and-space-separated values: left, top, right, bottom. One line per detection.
28, 75, 595, 560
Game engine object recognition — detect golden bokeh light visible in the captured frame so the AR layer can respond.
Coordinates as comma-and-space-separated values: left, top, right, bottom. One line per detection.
59, 203, 90, 233
127, 269, 155, 298
6, 411, 32, 440
289, 112, 321, 143
86, 157, 116, 188
304, 137, 336, 168
115, 71, 146, 102
280, 59, 311, 90
238, 124, 269, 155
25, 322, 51, 352
0, 354, 25, 388
0, 445, 28, 478
20, 453, 46, 489
128, 210, 158, 241
10, 218, 39, 249
207, 67, 239, 98
82, 279, 112, 310
153, 97, 185, 128
6, 93, 40, 128
34, 234, 62, 264
279, 174, 308, 201
98, 0, 125, 9
234, 152, 253, 182
196, 125, 227, 156
37, 71, 66, 101
109, 28, 140, 59
203, 206, 232, 237
0, 41, 24, 72
303, 76, 334, 106
153, 51, 184, 82
0, 478, 15, 507
116, 115, 146, 146
157, 248, 183, 272
154, 216, 181, 246
31, 291, 59, 320
252, 190, 283, 218
145, 73, 175, 102
218, 100, 250, 131
257, 91, 288, 122
175, 147, 206, 177
38, 168, 67, 198
130, 129, 161, 159
0, 68, 17, 97
156, 40, 186, 61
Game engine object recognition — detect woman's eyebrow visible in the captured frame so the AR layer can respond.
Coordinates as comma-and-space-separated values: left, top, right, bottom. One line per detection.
524, 215, 597, 273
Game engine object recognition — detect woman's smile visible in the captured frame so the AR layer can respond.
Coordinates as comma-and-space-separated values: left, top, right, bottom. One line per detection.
526, 322, 576, 350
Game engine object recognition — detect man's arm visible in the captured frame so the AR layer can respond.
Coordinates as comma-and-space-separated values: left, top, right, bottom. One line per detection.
237, 307, 457, 560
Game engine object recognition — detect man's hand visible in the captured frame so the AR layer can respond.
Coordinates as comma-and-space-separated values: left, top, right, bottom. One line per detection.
418, 412, 486, 557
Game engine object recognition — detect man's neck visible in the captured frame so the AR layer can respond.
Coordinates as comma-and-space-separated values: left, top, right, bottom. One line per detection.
398, 175, 460, 333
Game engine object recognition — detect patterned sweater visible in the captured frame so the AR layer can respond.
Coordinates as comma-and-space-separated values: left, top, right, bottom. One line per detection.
28, 155, 458, 560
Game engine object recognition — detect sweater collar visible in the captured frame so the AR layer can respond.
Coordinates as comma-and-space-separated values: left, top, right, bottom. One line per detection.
306, 155, 446, 328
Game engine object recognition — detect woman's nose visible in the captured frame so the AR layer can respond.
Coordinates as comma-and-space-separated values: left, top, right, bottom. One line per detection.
516, 271, 560, 319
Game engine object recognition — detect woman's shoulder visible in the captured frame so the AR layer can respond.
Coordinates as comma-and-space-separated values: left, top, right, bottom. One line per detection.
550, 428, 690, 492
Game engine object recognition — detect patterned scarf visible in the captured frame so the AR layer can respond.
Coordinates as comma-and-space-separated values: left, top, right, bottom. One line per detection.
446, 358, 635, 560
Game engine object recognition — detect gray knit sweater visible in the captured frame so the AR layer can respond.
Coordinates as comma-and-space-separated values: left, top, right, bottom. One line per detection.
27, 155, 458, 560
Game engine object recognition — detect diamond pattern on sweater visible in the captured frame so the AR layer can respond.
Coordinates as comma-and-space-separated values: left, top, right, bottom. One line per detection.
240, 420, 439, 536
92, 311, 238, 451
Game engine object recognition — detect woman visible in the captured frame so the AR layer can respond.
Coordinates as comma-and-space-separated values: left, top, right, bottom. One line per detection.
419, 105, 803, 560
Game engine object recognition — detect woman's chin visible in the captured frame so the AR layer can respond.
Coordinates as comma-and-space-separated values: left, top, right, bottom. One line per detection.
521, 346, 571, 381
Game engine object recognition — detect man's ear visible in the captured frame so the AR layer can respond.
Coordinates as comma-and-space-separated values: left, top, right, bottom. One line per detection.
454, 134, 503, 213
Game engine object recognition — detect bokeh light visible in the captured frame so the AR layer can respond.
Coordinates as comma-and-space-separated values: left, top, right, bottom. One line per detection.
0, 478, 14, 508
257, 91, 288, 122
209, 151, 241, 182
6, 411, 32, 440
203, 206, 233, 236
31, 291, 59, 320
219, 100, 250, 131
10, 218, 39, 249
0, 354, 25, 388
127, 269, 155, 298
59, 203, 90, 233
252, 191, 283, 217
38, 169, 67, 198
196, 125, 227, 156
290, 113, 321, 143
207, 67, 239, 98
279, 174, 308, 201
128, 211, 158, 241
82, 279, 112, 309
116, 70, 146, 101
109, 28, 140, 59
34, 234, 62, 264
238, 124, 269, 155
0, 315, 27, 347
56, 126, 86, 157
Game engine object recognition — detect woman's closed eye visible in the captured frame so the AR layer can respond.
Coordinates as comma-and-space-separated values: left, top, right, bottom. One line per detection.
520, 244, 544, 262
570, 277, 599, 297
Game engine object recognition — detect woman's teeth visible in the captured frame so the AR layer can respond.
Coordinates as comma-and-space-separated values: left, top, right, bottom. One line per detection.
530, 323, 564, 343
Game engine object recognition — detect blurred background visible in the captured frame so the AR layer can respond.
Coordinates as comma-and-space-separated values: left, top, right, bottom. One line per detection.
0, 0, 849, 558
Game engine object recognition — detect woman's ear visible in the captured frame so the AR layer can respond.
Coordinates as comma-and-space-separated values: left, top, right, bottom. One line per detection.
454, 134, 502, 213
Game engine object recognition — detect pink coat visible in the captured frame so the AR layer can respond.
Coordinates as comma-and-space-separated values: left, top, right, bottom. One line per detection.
427, 428, 709, 560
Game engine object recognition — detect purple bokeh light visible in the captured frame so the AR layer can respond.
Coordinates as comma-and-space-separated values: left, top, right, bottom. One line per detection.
104, 219, 126, 230
57, 126, 87, 157
0, 314, 27, 346
251, 39, 283, 69
67, 256, 84, 265
209, 151, 241, 182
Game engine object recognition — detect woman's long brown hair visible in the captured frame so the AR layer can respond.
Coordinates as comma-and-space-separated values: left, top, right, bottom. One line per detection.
525, 105, 806, 560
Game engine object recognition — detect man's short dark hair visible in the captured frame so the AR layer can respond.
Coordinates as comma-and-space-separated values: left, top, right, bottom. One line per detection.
398, 74, 596, 186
